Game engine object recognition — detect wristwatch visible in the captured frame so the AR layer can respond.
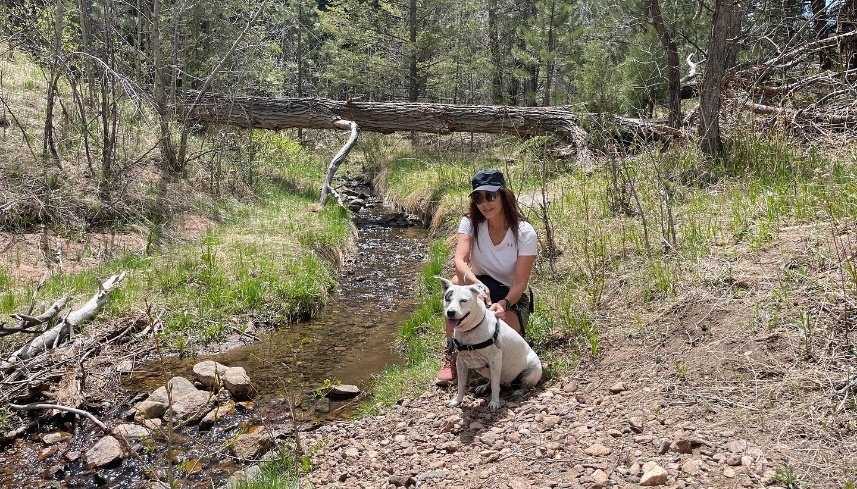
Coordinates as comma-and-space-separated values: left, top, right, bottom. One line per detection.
501, 298, 512, 310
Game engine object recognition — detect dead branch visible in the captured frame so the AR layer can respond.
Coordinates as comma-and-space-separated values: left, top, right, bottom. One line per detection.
615, 116, 687, 141
741, 30, 857, 84
9, 402, 108, 432
26, 270, 51, 315
319, 120, 359, 207
5, 272, 127, 365
14, 295, 68, 327
738, 100, 857, 126
1, 296, 69, 337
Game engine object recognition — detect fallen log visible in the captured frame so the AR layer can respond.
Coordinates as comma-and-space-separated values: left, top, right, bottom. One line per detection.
737, 100, 857, 126
5, 272, 127, 365
181, 91, 596, 164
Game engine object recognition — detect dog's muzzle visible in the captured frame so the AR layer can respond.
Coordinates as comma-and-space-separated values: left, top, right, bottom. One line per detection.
445, 310, 469, 329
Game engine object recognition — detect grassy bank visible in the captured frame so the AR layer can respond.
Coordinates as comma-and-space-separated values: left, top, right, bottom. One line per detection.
0, 133, 355, 354
353, 132, 857, 418
148, 131, 857, 487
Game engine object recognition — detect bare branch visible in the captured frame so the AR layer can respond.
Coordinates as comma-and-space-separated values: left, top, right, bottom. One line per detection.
9, 402, 108, 432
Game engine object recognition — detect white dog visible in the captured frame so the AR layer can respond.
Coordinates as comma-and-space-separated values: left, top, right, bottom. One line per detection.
439, 277, 542, 410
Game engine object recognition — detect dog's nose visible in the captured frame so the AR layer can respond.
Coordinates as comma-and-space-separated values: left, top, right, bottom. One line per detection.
446, 310, 456, 318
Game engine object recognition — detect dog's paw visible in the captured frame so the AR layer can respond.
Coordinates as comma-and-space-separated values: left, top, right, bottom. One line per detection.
488, 400, 502, 411
512, 388, 528, 397
474, 383, 490, 396
447, 399, 461, 408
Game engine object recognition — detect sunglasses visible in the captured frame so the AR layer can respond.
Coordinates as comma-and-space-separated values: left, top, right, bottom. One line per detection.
470, 191, 499, 204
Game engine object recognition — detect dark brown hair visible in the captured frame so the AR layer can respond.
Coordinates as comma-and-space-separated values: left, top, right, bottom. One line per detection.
468, 187, 526, 248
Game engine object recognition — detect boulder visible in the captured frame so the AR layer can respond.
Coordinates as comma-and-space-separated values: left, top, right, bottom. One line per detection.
112, 424, 150, 440
193, 360, 230, 390
326, 384, 360, 399
232, 427, 274, 460
223, 366, 256, 400
85, 436, 124, 468
168, 390, 216, 423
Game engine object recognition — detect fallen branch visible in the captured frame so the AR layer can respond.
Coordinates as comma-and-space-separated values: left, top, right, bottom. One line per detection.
6, 272, 127, 365
738, 100, 857, 126
319, 120, 359, 207
9, 402, 108, 432
1, 296, 69, 338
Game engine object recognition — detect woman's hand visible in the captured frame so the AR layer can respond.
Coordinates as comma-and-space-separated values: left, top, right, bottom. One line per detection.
489, 302, 506, 319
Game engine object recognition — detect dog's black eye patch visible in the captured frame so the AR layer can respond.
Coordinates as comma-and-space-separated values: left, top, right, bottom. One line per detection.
444, 290, 453, 302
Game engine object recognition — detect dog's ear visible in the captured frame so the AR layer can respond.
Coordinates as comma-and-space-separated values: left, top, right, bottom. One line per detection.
470, 284, 489, 303
436, 276, 453, 291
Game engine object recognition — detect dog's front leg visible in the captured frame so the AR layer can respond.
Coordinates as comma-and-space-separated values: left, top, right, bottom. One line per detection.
447, 356, 468, 408
487, 351, 502, 410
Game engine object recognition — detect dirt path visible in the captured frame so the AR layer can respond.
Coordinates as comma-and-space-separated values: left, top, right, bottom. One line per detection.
299, 368, 788, 488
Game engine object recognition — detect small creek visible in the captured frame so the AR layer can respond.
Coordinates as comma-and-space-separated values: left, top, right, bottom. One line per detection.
130, 191, 429, 405
0, 189, 431, 488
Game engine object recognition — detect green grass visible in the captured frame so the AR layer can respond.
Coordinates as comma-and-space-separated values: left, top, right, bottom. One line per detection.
230, 444, 309, 489
349, 133, 857, 422
0, 135, 351, 353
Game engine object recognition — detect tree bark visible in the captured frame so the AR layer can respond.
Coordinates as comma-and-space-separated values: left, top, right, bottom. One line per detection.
42, 0, 65, 166
181, 92, 595, 162
150, 0, 179, 171
646, 0, 681, 128
699, 0, 743, 158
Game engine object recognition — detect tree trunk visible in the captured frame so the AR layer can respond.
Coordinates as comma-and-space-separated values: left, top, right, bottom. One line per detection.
811, 0, 833, 70
42, 0, 65, 164
182, 92, 593, 160
408, 0, 418, 102
150, 0, 178, 171
839, 0, 857, 72
541, 0, 557, 107
488, 0, 503, 104
98, 0, 117, 200
295, 0, 304, 141
646, 0, 681, 128
699, 0, 743, 158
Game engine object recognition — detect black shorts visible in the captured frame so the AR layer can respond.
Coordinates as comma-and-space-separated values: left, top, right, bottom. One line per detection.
475, 274, 533, 335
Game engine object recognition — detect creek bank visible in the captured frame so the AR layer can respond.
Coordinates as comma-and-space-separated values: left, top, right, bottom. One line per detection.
54, 359, 361, 481
0, 175, 431, 488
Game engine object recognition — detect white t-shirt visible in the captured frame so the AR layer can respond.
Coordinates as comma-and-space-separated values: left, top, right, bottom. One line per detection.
458, 216, 538, 286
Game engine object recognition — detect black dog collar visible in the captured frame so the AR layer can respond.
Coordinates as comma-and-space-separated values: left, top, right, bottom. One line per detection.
453, 319, 500, 352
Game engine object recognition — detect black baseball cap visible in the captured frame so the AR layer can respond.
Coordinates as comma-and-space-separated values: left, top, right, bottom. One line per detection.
471, 169, 505, 192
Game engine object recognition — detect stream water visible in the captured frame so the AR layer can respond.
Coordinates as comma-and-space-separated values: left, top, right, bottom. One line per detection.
0, 191, 431, 488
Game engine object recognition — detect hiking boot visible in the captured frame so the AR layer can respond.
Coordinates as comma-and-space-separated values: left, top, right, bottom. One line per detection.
435, 353, 457, 386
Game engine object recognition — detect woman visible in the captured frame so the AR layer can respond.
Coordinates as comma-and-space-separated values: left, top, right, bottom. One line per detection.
436, 168, 538, 386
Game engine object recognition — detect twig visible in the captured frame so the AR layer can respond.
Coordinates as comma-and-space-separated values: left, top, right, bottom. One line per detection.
26, 271, 51, 316
9, 402, 108, 432
55, 237, 63, 271
228, 324, 260, 341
